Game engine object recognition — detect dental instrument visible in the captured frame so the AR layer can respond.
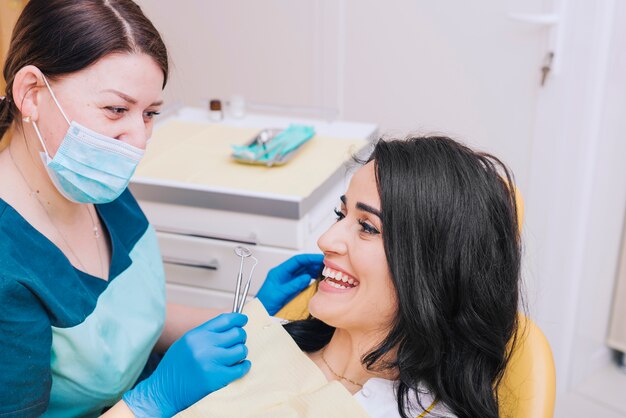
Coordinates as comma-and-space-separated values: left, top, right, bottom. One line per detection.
232, 246, 258, 313
230, 124, 315, 167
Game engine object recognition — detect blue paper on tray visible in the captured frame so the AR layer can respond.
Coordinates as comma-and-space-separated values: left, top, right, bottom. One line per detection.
231, 124, 315, 166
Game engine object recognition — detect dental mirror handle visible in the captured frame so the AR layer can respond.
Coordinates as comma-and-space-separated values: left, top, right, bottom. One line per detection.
232, 256, 245, 312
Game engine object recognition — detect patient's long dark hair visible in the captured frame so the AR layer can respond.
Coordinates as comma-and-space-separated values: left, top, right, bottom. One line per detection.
284, 136, 521, 418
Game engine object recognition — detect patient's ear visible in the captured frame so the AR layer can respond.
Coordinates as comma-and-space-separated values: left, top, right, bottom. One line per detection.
12, 65, 46, 122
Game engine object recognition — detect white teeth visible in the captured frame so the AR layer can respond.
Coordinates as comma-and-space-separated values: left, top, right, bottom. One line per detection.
327, 281, 348, 289
323, 266, 360, 287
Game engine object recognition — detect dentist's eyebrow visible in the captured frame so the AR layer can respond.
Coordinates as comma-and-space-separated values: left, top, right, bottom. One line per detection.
100, 89, 163, 107
340, 195, 382, 219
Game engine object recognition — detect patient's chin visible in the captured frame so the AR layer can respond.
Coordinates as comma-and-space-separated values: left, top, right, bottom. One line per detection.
308, 292, 355, 329
308, 293, 337, 324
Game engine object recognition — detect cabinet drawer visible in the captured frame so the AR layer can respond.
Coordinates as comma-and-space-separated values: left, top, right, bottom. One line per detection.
158, 231, 297, 295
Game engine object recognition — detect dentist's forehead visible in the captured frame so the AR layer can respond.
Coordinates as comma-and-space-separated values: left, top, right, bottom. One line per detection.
66, 53, 164, 104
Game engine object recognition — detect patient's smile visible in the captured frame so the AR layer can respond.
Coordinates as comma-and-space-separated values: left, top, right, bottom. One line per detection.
322, 266, 360, 289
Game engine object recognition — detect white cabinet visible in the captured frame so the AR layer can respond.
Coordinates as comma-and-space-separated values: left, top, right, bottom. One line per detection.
130, 107, 376, 309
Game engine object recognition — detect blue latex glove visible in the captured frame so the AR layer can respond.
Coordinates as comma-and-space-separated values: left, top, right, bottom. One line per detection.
122, 313, 251, 418
257, 253, 324, 315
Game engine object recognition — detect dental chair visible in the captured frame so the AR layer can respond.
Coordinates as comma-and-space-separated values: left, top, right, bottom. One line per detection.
275, 188, 556, 418
499, 313, 556, 418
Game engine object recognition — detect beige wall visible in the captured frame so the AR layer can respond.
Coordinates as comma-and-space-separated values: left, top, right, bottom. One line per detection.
0, 0, 26, 92
0, 0, 26, 147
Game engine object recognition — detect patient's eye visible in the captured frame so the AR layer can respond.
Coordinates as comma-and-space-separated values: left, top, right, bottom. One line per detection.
333, 208, 345, 221
358, 219, 380, 235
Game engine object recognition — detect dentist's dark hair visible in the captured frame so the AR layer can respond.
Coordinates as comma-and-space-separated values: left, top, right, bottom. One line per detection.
285, 136, 522, 418
0, 0, 168, 141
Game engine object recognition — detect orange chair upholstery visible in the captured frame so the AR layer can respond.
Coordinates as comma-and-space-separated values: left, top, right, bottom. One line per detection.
499, 314, 556, 418
275, 283, 317, 322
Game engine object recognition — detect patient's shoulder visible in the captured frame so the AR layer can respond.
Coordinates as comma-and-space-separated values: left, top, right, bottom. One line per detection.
353, 378, 456, 418
272, 315, 290, 324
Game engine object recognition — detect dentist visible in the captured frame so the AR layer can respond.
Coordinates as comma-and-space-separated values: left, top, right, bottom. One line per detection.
0, 1, 321, 417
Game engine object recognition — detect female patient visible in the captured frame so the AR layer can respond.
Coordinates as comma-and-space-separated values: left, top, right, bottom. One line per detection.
285, 136, 521, 418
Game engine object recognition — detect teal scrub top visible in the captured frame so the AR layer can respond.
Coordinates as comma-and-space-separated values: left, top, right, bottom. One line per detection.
0, 189, 166, 417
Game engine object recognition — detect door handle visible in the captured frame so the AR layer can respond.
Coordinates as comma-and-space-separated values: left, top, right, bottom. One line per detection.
508, 7, 565, 78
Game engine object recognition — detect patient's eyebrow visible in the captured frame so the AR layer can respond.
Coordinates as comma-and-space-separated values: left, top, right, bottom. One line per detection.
356, 202, 382, 219
340, 195, 382, 219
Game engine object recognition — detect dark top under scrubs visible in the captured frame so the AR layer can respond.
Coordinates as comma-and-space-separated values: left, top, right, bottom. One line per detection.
0, 189, 166, 418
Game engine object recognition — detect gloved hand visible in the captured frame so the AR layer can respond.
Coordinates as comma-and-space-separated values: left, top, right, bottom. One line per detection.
256, 253, 324, 315
122, 313, 251, 418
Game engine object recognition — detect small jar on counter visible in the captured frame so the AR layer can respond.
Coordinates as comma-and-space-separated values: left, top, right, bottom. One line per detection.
209, 99, 223, 121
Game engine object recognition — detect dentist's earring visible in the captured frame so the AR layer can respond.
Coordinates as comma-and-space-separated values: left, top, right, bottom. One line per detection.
22, 116, 31, 123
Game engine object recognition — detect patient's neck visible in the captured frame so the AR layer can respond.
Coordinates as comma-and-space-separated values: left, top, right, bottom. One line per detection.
308, 328, 398, 394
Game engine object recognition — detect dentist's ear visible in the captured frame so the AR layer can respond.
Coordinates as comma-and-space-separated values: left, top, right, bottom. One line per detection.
12, 65, 46, 123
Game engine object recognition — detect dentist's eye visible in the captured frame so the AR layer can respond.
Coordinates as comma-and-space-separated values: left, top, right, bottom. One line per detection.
358, 220, 380, 235
105, 106, 127, 115
333, 208, 345, 221
144, 110, 161, 120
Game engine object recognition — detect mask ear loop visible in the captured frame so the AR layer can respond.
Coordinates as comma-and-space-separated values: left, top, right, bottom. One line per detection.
30, 121, 51, 157
30, 74, 72, 159
41, 75, 71, 126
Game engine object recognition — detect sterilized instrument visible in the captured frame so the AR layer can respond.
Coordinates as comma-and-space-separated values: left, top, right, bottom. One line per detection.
232, 246, 258, 313
230, 124, 316, 167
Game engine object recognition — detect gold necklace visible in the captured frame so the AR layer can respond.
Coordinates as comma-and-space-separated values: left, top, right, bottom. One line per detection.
8, 146, 105, 278
321, 348, 364, 388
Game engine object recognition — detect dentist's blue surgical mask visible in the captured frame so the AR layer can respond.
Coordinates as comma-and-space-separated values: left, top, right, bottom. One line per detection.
31, 75, 145, 204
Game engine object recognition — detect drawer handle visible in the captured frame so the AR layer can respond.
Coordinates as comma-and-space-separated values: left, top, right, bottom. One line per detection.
163, 256, 219, 271
157, 227, 258, 245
